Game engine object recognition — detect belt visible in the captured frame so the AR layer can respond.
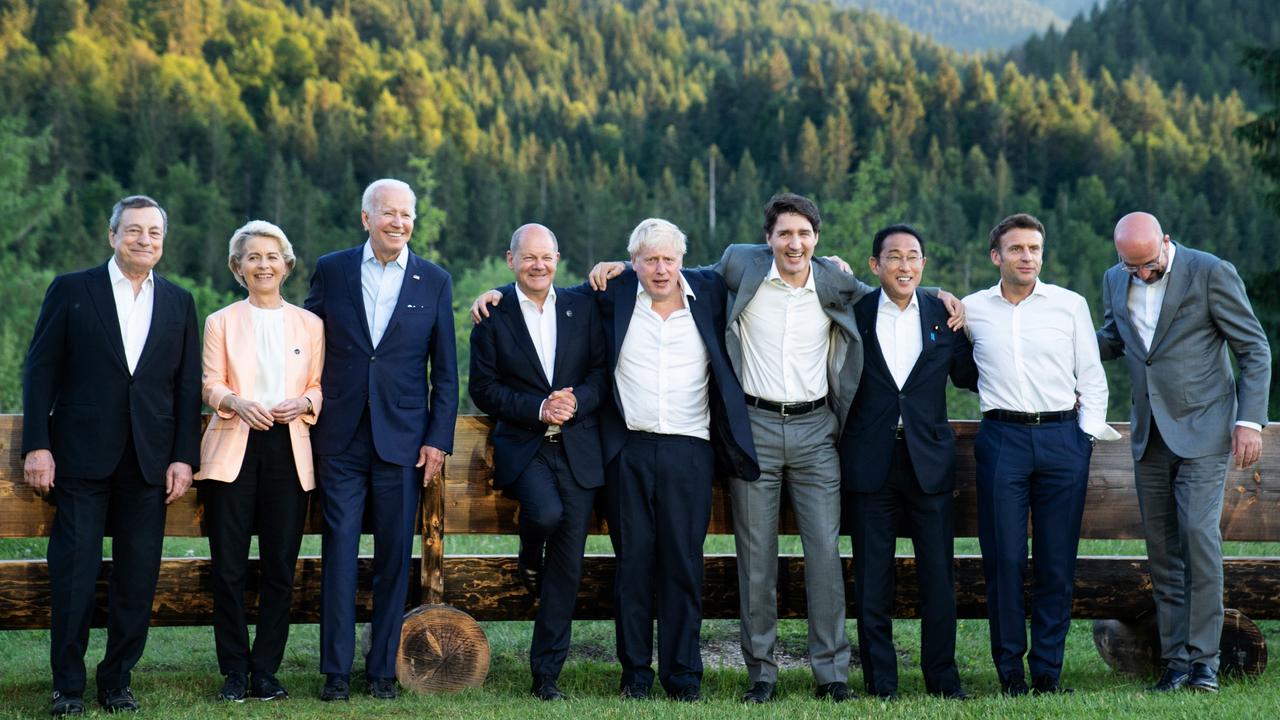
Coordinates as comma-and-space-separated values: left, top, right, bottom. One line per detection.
744, 395, 827, 417
543, 433, 562, 443
982, 409, 1078, 425
894, 425, 906, 440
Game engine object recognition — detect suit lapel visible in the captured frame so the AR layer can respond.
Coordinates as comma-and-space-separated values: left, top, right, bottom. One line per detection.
550, 290, 572, 388
856, 295, 892, 385
499, 288, 550, 388
342, 247, 373, 347
379, 251, 421, 344
901, 292, 938, 390
613, 273, 639, 361
86, 264, 129, 372
728, 253, 772, 325
1147, 248, 1192, 356
812, 261, 859, 337
132, 274, 170, 375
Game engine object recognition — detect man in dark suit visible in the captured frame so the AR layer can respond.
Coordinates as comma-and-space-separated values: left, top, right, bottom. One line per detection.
1097, 211, 1271, 693
22, 195, 202, 715
469, 223, 609, 701
304, 178, 458, 701
840, 224, 978, 700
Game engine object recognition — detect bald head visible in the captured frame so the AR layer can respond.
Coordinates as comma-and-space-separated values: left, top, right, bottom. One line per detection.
1114, 212, 1171, 283
1114, 212, 1165, 256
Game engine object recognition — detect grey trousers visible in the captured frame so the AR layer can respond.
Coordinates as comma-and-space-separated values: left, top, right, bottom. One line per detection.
1134, 423, 1231, 672
730, 405, 850, 684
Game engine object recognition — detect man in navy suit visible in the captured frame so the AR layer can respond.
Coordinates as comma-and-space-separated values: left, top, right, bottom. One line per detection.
469, 223, 609, 700
840, 225, 978, 700
22, 195, 202, 715
304, 179, 458, 701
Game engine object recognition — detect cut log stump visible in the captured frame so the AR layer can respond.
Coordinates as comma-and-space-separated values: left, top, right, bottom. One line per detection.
396, 604, 490, 693
1094, 609, 1267, 678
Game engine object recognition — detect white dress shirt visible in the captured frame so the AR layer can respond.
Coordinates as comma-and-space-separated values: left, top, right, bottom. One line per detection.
615, 273, 711, 440
515, 284, 557, 384
107, 256, 154, 375
963, 279, 1116, 439
876, 290, 922, 426
876, 290, 922, 391
361, 240, 407, 348
1127, 241, 1176, 352
250, 304, 286, 409
515, 284, 560, 435
738, 261, 831, 403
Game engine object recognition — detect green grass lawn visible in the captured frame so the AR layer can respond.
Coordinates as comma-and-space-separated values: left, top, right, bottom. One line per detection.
2, 536, 1277, 719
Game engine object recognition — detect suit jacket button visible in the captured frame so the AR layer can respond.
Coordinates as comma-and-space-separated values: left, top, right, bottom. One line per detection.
1145, 359, 1152, 366
370, 356, 377, 362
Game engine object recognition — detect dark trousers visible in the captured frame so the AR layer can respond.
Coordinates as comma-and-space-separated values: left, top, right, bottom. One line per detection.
316, 410, 420, 679
505, 439, 596, 680
606, 432, 713, 696
974, 418, 1092, 684
203, 423, 309, 676
848, 438, 960, 696
48, 435, 167, 693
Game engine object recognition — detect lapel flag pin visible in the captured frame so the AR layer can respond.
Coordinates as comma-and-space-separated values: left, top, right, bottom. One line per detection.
566, 309, 574, 318
412, 274, 421, 280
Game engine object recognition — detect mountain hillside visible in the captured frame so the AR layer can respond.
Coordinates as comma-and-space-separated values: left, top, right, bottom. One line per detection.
837, 0, 1099, 51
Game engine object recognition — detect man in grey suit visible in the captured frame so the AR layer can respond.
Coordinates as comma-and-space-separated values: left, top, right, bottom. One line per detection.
590, 194, 963, 702
1096, 211, 1271, 694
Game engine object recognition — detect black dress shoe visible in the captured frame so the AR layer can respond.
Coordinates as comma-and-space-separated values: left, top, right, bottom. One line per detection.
50, 690, 85, 716
741, 680, 775, 703
1001, 677, 1029, 697
320, 674, 350, 701
870, 690, 898, 701
97, 686, 139, 713
1150, 666, 1189, 692
934, 686, 971, 701
516, 557, 542, 596
671, 686, 701, 702
250, 671, 288, 700
1187, 663, 1219, 693
620, 683, 650, 700
1031, 676, 1073, 695
367, 677, 399, 699
815, 681, 853, 702
218, 672, 248, 702
532, 675, 566, 700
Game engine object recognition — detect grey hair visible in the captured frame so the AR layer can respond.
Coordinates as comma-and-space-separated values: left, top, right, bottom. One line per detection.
627, 218, 687, 257
227, 220, 297, 289
361, 178, 416, 216
509, 223, 560, 254
108, 195, 168, 235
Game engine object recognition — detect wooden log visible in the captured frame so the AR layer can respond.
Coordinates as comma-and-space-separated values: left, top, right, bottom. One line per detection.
3, 555, 1280, 629
1093, 609, 1268, 678
4, 416, 1279, 541
396, 604, 490, 693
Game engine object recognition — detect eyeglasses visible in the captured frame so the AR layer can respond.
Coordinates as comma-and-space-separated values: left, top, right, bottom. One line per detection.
1121, 243, 1166, 274
879, 253, 924, 266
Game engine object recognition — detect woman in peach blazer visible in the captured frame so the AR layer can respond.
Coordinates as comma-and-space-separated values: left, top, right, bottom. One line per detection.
196, 220, 323, 703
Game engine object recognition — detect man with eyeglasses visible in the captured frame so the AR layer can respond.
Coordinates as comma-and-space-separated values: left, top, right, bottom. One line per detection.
1096, 212, 1271, 694
839, 224, 978, 700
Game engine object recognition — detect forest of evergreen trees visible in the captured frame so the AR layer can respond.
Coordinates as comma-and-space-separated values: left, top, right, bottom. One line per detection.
0, 0, 1275, 416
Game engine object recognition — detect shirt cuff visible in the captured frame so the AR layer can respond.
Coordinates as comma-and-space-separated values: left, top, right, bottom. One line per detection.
1236, 420, 1263, 432
1081, 420, 1122, 442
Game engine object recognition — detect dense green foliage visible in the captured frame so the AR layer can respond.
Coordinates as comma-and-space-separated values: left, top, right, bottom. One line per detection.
0, 0, 1275, 417
839, 0, 1096, 53
1018, 0, 1280, 107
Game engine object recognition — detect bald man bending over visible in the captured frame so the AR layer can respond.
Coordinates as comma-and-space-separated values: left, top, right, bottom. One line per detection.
1096, 212, 1271, 694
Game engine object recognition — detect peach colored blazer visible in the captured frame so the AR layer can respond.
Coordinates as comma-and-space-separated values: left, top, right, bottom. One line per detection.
196, 300, 324, 490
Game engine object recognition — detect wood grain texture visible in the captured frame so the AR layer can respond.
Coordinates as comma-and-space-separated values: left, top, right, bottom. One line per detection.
4, 415, 1278, 540
4, 554, 1280, 629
